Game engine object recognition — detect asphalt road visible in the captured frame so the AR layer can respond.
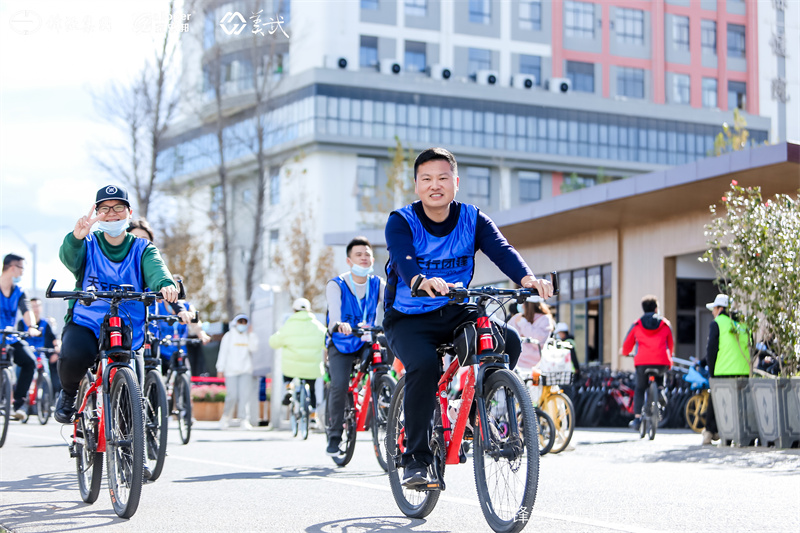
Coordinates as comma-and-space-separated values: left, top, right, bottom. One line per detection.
1, 417, 798, 533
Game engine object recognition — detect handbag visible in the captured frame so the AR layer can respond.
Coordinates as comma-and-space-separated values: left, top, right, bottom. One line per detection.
537, 337, 573, 374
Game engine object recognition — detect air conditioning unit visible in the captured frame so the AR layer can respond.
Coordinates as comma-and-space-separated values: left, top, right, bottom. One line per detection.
476, 69, 499, 86
380, 59, 402, 75
324, 56, 349, 70
548, 77, 571, 93
512, 74, 536, 89
430, 64, 452, 80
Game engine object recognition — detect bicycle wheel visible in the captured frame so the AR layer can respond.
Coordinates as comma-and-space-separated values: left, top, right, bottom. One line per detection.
330, 391, 357, 467
174, 373, 192, 445
371, 372, 396, 472
35, 373, 53, 425
76, 374, 102, 503
299, 383, 310, 440
542, 392, 575, 454
474, 370, 539, 533
0, 368, 12, 447
685, 393, 707, 433
290, 385, 299, 437
143, 370, 168, 481
106, 366, 145, 519
535, 407, 555, 456
647, 382, 658, 440
386, 376, 440, 519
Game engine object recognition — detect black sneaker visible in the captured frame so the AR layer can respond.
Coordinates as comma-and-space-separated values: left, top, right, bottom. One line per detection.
54, 390, 78, 424
326, 437, 342, 456
402, 463, 431, 488
282, 393, 292, 406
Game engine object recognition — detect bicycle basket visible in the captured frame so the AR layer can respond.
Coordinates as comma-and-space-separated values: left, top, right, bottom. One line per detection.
541, 371, 573, 386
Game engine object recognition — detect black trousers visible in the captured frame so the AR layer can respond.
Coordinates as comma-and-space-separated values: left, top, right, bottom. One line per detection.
326, 343, 369, 439
187, 336, 206, 376
383, 304, 521, 466
58, 323, 100, 395
633, 365, 669, 416
7, 341, 36, 409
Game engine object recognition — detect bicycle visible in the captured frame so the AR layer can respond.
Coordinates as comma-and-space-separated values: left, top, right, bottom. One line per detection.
387, 278, 557, 533
0, 327, 30, 447
683, 363, 709, 433
24, 346, 55, 425
46, 279, 178, 518
287, 377, 312, 440
325, 326, 396, 471
158, 335, 199, 445
639, 368, 666, 441
139, 311, 171, 481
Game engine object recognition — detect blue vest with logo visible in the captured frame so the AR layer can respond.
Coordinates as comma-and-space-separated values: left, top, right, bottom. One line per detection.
1, 285, 23, 345
329, 275, 381, 354
391, 203, 478, 314
156, 310, 187, 359
72, 235, 149, 350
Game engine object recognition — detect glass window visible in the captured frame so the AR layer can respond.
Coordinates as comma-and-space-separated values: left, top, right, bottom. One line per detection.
567, 61, 595, 93
616, 8, 644, 46
702, 77, 717, 108
268, 229, 279, 267
520, 0, 542, 31
360, 36, 378, 69
405, 0, 426, 17
565, 1, 594, 39
701, 20, 716, 55
728, 81, 746, 110
559, 271, 572, 301
519, 55, 541, 85
405, 41, 427, 73
617, 67, 644, 99
361, 0, 378, 9
587, 266, 601, 298
518, 171, 541, 203
357, 157, 378, 210
468, 48, 492, 76
466, 166, 491, 205
727, 24, 746, 58
469, 0, 491, 24
601, 264, 612, 296
270, 167, 281, 205
673, 16, 689, 51
673, 74, 690, 104
572, 269, 586, 299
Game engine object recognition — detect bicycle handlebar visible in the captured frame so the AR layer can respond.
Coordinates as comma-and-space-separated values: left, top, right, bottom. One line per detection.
350, 326, 384, 337
46, 279, 186, 305
411, 271, 559, 302
158, 337, 204, 346
0, 327, 30, 339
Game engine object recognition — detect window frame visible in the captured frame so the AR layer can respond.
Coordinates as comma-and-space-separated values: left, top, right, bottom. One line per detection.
616, 7, 644, 46
565, 1, 594, 39
566, 60, 595, 93
617, 67, 645, 99
673, 73, 691, 105
469, 0, 491, 25
701, 20, 717, 55
672, 15, 690, 51
727, 23, 746, 58
702, 77, 718, 108
519, 0, 542, 31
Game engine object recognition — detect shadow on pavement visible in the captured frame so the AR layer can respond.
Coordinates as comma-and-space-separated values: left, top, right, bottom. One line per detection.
0, 500, 123, 532
641, 445, 800, 474
306, 516, 448, 533
0, 471, 75, 493
172, 464, 339, 483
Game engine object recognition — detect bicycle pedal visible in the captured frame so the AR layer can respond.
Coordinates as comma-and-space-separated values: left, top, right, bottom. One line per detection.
68, 443, 78, 458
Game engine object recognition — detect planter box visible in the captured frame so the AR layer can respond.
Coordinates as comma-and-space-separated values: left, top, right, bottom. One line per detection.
709, 377, 759, 447
192, 401, 224, 421
749, 378, 800, 448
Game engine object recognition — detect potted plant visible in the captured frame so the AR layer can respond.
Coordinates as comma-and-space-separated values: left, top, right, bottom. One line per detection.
191, 384, 227, 421
703, 181, 800, 447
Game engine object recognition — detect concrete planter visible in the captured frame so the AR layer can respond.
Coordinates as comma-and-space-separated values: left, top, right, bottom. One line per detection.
192, 401, 224, 421
708, 377, 759, 447
749, 378, 800, 448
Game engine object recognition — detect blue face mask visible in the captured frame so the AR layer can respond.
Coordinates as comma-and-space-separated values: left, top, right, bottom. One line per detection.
351, 263, 374, 277
97, 218, 129, 237
12, 276, 22, 284
236, 324, 248, 333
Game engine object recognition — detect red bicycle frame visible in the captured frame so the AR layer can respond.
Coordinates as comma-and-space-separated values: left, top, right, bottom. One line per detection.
349, 338, 383, 432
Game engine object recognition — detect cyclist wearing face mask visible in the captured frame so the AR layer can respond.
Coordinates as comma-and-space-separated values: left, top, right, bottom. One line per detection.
54, 185, 179, 424
324, 236, 386, 456
1, 254, 40, 421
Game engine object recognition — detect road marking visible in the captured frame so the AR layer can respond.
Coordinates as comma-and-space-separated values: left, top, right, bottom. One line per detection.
171, 454, 667, 533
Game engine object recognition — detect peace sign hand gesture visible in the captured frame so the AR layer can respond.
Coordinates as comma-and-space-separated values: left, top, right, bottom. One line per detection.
73, 204, 107, 240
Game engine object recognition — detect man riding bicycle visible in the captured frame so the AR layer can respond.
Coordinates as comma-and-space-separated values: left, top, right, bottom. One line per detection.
1, 253, 41, 421
620, 295, 674, 430
54, 185, 179, 424
382, 147, 552, 488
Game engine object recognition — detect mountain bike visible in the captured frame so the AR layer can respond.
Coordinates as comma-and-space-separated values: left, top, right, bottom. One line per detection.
683, 363, 710, 433
325, 326, 396, 471
140, 313, 170, 481
387, 278, 557, 533
158, 335, 200, 445
287, 377, 312, 440
24, 346, 55, 425
46, 279, 179, 518
639, 368, 666, 441
0, 327, 30, 447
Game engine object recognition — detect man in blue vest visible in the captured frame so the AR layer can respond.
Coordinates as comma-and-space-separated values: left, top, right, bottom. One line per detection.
54, 185, 180, 424
383, 147, 553, 487
325, 236, 386, 456
1, 253, 40, 421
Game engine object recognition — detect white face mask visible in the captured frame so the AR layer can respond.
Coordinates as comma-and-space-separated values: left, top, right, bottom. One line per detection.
236, 324, 248, 333
351, 263, 374, 277
98, 218, 129, 237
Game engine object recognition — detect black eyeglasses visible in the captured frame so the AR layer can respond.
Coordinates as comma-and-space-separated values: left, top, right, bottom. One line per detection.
96, 205, 128, 214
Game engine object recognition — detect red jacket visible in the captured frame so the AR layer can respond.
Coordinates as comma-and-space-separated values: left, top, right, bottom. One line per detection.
622, 313, 674, 367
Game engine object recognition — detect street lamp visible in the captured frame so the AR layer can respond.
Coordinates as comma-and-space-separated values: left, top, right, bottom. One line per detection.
0, 225, 37, 296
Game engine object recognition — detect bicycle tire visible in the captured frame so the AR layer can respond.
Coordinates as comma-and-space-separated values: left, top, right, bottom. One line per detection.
0, 368, 12, 447
474, 370, 539, 533
685, 393, 706, 433
76, 374, 102, 503
371, 372, 396, 472
175, 373, 192, 445
386, 376, 440, 518
299, 383, 310, 440
143, 369, 168, 481
535, 407, 555, 456
35, 373, 53, 425
543, 392, 575, 454
290, 384, 299, 437
648, 381, 658, 440
106, 366, 145, 519
331, 392, 357, 466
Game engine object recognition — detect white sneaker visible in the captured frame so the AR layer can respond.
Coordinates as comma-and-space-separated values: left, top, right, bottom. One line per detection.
12, 408, 27, 422
242, 420, 253, 430
218, 418, 229, 430
701, 429, 713, 445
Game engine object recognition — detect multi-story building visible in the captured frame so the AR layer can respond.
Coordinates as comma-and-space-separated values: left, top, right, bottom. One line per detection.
160, 0, 793, 369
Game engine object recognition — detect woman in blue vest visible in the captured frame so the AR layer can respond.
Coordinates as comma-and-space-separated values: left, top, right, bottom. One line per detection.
383, 148, 553, 488
324, 236, 386, 456
54, 185, 179, 424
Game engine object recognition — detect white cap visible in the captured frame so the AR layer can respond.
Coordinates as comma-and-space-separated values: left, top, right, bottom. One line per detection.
705, 294, 729, 311
233, 313, 249, 323
292, 298, 311, 311
554, 322, 569, 334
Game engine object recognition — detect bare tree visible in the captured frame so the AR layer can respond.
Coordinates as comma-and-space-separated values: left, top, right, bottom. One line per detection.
359, 136, 417, 225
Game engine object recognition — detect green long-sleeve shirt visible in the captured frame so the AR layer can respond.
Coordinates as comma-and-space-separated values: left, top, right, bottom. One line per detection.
59, 231, 177, 320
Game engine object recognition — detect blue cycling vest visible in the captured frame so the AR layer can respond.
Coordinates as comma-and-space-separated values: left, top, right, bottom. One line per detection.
391, 203, 478, 315
22, 319, 49, 351
71, 235, 149, 350
328, 275, 381, 354
156, 311, 187, 359
0, 285, 23, 345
